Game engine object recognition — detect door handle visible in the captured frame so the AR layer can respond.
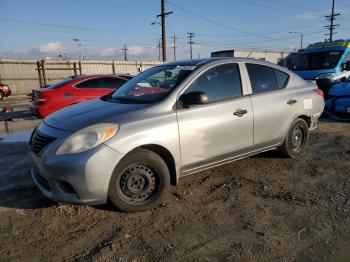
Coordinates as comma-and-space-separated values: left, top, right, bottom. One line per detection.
287, 99, 297, 105
234, 109, 248, 117
64, 92, 73, 97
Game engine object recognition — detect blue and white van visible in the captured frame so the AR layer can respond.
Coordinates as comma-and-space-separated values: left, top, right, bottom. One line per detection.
292, 40, 350, 92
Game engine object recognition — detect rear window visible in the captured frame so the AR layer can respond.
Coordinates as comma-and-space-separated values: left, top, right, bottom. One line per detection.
47, 78, 75, 89
75, 78, 101, 89
246, 64, 289, 93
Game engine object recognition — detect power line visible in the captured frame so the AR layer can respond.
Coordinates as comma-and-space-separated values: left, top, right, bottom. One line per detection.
0, 18, 159, 37
166, 1, 297, 44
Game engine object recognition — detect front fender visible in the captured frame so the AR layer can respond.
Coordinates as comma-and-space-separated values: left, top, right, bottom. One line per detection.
105, 112, 181, 178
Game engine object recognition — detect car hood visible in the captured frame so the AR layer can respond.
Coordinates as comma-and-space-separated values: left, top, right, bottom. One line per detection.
44, 98, 147, 132
329, 81, 350, 97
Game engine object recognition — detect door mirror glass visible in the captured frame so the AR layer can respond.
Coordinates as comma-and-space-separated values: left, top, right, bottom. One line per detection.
179, 91, 208, 107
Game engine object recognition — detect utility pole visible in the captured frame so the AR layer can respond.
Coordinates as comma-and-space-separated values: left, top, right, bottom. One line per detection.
122, 44, 128, 61
73, 38, 83, 60
157, 0, 173, 62
325, 0, 340, 41
289, 32, 303, 50
187, 32, 195, 60
157, 39, 162, 61
172, 35, 178, 61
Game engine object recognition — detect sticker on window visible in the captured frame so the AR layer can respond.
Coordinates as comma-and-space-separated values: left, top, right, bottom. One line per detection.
176, 65, 197, 70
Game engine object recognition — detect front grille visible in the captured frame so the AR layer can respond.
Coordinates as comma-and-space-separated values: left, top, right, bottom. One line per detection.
30, 129, 56, 155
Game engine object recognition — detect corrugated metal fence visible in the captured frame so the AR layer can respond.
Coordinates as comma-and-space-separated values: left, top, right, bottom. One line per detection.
0, 59, 163, 95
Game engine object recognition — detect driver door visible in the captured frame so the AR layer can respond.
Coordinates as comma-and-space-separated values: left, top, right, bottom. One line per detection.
176, 63, 253, 173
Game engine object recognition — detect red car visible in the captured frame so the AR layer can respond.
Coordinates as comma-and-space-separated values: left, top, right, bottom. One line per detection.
31, 74, 132, 118
0, 83, 11, 100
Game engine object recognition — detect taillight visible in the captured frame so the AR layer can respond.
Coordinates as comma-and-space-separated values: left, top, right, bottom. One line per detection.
313, 88, 324, 98
33, 91, 46, 104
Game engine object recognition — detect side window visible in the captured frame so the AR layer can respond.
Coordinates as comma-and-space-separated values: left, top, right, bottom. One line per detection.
342, 52, 350, 71
185, 63, 242, 102
275, 70, 289, 89
246, 64, 289, 93
75, 78, 101, 89
343, 52, 350, 63
100, 77, 127, 89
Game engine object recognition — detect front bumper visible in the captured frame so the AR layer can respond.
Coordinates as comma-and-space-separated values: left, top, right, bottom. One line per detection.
30, 123, 125, 205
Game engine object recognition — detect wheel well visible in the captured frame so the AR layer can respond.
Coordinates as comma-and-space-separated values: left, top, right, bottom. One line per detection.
298, 115, 311, 127
137, 144, 177, 186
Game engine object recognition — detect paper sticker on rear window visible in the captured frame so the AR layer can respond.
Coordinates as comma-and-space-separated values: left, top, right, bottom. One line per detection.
176, 65, 197, 70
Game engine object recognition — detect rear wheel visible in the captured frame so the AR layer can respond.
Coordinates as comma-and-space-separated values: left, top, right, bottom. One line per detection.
279, 118, 309, 158
108, 149, 170, 212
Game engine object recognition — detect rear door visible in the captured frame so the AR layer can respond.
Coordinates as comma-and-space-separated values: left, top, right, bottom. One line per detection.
245, 63, 298, 147
176, 62, 254, 173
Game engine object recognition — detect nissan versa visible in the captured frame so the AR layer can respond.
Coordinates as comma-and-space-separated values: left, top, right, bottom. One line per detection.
29, 58, 325, 212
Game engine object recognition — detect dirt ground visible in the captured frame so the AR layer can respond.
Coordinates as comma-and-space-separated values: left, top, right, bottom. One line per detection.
0, 120, 349, 262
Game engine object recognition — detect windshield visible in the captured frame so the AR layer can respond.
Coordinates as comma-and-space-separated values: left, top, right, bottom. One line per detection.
293, 51, 344, 71
110, 65, 195, 103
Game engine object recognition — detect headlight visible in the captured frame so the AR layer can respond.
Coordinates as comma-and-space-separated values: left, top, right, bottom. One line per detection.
56, 123, 119, 155
315, 73, 336, 80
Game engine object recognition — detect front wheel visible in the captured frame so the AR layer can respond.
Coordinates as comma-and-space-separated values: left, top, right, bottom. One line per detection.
278, 118, 309, 158
108, 149, 170, 212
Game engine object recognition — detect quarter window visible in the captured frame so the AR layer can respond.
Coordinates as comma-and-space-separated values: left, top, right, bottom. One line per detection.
185, 63, 242, 102
246, 64, 289, 93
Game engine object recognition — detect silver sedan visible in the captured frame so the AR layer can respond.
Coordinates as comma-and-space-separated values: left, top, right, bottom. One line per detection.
29, 58, 324, 212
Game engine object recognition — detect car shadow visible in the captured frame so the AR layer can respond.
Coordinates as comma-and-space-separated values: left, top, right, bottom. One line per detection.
0, 185, 55, 210
252, 150, 285, 159
0, 142, 55, 210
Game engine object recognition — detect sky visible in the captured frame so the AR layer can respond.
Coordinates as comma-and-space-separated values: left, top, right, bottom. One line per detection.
0, 0, 349, 61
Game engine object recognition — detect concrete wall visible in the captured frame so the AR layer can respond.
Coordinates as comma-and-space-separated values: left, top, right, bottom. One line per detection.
234, 50, 292, 64
0, 59, 163, 95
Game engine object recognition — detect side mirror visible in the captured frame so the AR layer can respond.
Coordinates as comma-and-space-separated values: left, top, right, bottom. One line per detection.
179, 91, 208, 107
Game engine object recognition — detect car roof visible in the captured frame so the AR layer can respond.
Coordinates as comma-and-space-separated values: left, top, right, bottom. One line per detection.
68, 74, 133, 80
165, 57, 285, 70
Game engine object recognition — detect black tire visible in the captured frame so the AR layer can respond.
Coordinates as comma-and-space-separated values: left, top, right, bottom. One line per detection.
278, 118, 309, 158
108, 149, 170, 212
0, 91, 3, 100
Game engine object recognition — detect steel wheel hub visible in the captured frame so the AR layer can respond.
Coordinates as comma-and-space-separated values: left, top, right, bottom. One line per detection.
290, 126, 304, 151
119, 165, 156, 203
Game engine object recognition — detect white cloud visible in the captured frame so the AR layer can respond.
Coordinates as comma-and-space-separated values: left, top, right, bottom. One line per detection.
39, 42, 65, 53
100, 47, 117, 57
128, 46, 145, 56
